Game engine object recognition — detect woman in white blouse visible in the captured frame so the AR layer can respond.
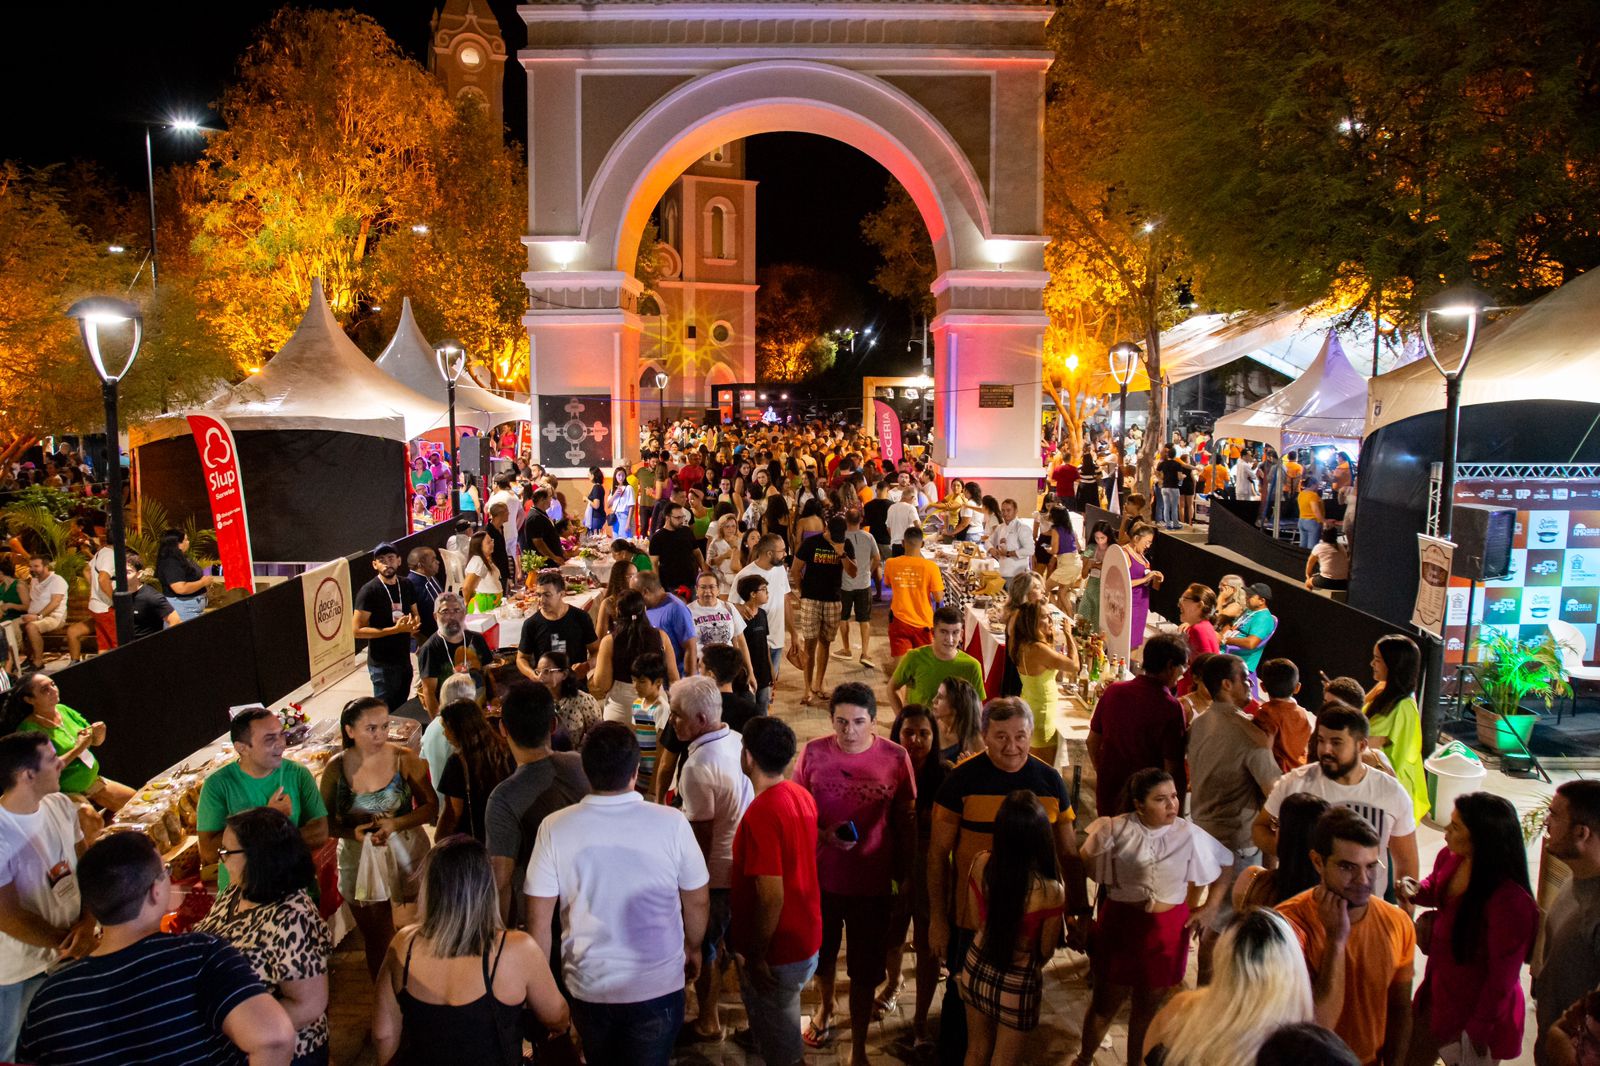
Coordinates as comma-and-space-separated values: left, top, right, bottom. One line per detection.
459, 530, 503, 613
706, 513, 743, 593
1072, 768, 1231, 1066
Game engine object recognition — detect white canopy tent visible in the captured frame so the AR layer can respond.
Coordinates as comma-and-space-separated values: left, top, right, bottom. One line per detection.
374, 297, 529, 431
134, 279, 451, 446
1091, 307, 1418, 393
1367, 268, 1600, 435
1213, 333, 1370, 449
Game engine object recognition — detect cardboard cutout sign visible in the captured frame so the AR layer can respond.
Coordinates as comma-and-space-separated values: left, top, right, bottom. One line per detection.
1100, 544, 1134, 660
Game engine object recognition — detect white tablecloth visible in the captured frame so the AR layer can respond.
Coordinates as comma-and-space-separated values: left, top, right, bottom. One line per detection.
467, 587, 604, 651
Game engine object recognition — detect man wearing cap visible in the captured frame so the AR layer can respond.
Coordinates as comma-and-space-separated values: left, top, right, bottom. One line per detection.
353, 543, 420, 711
1222, 582, 1277, 676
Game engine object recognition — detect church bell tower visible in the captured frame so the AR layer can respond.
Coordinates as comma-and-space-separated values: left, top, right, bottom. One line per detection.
429, 0, 507, 129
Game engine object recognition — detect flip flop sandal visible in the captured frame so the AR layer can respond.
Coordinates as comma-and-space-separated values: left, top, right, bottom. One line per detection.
802, 1020, 834, 1049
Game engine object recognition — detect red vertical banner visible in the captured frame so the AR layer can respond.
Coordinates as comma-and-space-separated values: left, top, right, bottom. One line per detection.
875, 399, 903, 465
185, 414, 255, 594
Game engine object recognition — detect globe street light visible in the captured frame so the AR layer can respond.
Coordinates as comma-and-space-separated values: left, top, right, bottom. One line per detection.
435, 338, 467, 517
67, 297, 143, 645
144, 117, 207, 291
1420, 284, 1494, 542
1109, 340, 1142, 509
1418, 283, 1497, 748
655, 371, 670, 427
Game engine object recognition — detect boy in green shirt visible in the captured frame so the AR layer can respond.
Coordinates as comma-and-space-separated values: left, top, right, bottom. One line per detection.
889, 606, 986, 712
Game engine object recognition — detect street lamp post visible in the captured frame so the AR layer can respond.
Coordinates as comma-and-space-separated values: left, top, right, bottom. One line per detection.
655, 371, 670, 427
435, 339, 467, 518
1418, 283, 1494, 746
142, 118, 204, 292
67, 298, 143, 645
1109, 341, 1142, 511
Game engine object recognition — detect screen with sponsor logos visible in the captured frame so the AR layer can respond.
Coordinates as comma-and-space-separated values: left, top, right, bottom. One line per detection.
1444, 477, 1600, 673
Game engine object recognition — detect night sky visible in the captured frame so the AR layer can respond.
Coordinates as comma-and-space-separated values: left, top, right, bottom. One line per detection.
5, 2, 924, 384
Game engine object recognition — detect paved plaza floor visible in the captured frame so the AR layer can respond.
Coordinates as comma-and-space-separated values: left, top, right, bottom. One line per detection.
310, 604, 1555, 1065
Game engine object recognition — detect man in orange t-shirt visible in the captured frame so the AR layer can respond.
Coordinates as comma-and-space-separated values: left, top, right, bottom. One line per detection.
1277, 808, 1415, 1066
1251, 658, 1317, 771
881, 526, 944, 665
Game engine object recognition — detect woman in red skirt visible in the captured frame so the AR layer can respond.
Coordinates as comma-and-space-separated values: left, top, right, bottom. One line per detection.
1073, 768, 1231, 1066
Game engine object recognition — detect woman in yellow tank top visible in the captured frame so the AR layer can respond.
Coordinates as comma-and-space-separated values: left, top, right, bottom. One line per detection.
1006, 601, 1079, 766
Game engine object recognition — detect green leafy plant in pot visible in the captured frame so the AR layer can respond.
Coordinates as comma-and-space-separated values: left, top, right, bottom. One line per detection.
1471, 630, 1571, 753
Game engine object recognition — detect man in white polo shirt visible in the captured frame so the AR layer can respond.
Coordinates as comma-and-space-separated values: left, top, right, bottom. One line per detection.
1253, 703, 1419, 904
526, 722, 709, 1066
669, 675, 753, 1042
987, 499, 1031, 580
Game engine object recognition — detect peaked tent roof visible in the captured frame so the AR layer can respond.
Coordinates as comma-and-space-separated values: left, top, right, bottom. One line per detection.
1088, 308, 1419, 394
1367, 269, 1600, 435
133, 279, 452, 446
1214, 333, 1370, 449
374, 298, 528, 431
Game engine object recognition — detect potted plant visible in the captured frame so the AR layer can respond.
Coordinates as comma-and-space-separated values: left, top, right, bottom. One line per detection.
520, 550, 548, 589
1471, 630, 1571, 753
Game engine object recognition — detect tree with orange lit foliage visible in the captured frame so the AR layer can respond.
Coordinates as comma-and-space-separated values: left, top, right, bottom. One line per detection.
184, 9, 454, 369
0, 164, 233, 449
1044, 32, 1190, 491
367, 99, 530, 390
756, 264, 846, 382
1050, 0, 1600, 329
1042, 248, 1129, 461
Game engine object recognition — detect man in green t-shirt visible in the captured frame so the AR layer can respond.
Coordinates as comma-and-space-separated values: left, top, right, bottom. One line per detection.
889, 606, 986, 712
197, 707, 329, 890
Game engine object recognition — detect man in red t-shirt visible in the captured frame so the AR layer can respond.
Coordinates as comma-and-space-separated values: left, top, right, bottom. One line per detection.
731, 717, 822, 1066
1049, 449, 1080, 501
1087, 633, 1189, 815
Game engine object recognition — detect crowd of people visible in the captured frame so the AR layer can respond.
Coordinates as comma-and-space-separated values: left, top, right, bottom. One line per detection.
0, 415, 1585, 1066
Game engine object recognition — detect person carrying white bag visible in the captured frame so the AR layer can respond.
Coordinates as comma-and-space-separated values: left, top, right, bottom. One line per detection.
321, 696, 438, 982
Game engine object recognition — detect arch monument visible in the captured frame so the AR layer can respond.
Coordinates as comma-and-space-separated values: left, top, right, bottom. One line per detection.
519, 0, 1052, 495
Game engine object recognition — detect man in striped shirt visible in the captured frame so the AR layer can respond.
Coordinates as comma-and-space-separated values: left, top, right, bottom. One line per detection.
19, 832, 294, 1065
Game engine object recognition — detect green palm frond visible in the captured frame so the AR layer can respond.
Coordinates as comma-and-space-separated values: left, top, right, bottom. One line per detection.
1472, 629, 1572, 717
0, 503, 87, 587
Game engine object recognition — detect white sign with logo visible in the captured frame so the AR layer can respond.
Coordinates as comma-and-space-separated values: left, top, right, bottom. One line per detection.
1413, 534, 1456, 639
1099, 545, 1134, 660
302, 558, 355, 693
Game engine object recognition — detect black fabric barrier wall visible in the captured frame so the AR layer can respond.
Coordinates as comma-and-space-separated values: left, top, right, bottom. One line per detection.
49, 521, 458, 786
139, 429, 408, 562
1080, 504, 1407, 709
1145, 531, 1410, 709
1207, 500, 1311, 580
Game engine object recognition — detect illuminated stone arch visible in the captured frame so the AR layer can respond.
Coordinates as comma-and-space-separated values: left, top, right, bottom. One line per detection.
519, 1, 1052, 497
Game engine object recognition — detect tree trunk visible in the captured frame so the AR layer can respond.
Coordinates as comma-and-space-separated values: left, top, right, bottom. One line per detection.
1136, 300, 1164, 495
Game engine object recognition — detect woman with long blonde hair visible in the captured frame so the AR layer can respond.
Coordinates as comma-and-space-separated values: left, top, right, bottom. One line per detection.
1140, 909, 1313, 1066
371, 836, 568, 1065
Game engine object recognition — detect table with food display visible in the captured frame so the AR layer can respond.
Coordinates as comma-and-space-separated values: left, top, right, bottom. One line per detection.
104, 707, 421, 933
465, 555, 609, 651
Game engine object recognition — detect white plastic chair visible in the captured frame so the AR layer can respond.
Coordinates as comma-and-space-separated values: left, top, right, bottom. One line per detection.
1549, 619, 1600, 723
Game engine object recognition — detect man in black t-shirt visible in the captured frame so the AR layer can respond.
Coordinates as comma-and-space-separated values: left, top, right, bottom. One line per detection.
352, 543, 420, 711
734, 572, 774, 714
406, 546, 444, 645
417, 592, 495, 715
648, 503, 705, 594
516, 570, 599, 681
517, 489, 566, 563
126, 554, 179, 640
789, 515, 857, 705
